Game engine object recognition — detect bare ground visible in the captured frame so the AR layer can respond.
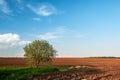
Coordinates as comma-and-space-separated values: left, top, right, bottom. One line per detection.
1, 58, 120, 80
28, 66, 120, 80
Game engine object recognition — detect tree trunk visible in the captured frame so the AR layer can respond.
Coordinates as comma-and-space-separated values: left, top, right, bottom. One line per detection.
35, 60, 40, 68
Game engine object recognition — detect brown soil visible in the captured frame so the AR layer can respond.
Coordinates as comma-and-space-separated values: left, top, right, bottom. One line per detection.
1, 58, 120, 67
28, 67, 120, 80
0, 57, 27, 66
1, 57, 120, 79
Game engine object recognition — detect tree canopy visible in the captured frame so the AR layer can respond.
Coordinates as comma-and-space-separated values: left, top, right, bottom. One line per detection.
23, 40, 57, 67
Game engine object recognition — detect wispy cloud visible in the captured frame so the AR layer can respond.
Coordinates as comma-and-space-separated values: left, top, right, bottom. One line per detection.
27, 3, 56, 16
0, 0, 11, 14
0, 33, 30, 49
37, 27, 65, 40
37, 26, 83, 41
32, 17, 41, 22
16, 0, 22, 4
38, 32, 57, 40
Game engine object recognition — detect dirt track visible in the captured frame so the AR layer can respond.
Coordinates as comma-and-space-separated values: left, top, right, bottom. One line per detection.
1, 58, 120, 79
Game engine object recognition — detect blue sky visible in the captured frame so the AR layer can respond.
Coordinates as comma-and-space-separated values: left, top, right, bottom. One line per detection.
0, 0, 120, 57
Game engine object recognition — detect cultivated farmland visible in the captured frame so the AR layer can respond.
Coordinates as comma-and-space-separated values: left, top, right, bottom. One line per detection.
0, 58, 120, 79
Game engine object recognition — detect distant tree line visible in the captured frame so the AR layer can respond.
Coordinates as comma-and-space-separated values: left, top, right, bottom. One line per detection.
88, 56, 120, 58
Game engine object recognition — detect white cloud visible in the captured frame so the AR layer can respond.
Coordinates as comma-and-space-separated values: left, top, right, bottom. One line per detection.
32, 17, 41, 21
0, 33, 30, 49
27, 3, 56, 16
0, 33, 19, 43
0, 0, 11, 14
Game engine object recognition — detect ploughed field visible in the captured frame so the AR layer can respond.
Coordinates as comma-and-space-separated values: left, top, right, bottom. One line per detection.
1, 58, 120, 79
1, 58, 120, 67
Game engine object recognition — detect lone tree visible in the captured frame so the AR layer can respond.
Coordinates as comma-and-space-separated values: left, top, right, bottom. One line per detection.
24, 40, 57, 67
